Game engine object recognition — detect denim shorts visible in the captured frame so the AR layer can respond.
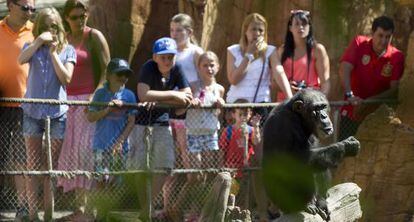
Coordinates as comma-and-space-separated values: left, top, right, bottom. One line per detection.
23, 114, 66, 139
187, 133, 219, 153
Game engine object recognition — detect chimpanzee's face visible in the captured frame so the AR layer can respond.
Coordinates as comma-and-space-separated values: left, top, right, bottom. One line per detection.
310, 101, 333, 138
292, 90, 334, 138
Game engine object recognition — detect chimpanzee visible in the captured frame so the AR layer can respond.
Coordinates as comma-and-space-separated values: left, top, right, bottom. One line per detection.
262, 89, 360, 221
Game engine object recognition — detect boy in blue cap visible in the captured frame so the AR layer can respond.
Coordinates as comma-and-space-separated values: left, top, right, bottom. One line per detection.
128, 37, 192, 220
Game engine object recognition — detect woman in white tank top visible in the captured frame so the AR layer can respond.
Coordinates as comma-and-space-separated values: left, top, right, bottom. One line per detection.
226, 13, 293, 221
226, 13, 292, 103
176, 44, 203, 84
171, 15, 203, 87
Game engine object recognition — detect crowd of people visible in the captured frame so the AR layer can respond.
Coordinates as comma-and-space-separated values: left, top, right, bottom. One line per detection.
0, 0, 405, 221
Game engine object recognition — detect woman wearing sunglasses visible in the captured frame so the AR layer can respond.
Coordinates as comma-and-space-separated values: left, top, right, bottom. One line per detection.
56, 0, 110, 220
275, 10, 330, 101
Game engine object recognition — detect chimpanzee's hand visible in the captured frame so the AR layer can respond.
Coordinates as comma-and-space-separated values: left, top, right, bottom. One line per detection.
305, 198, 318, 215
341, 136, 360, 157
305, 197, 330, 221
316, 196, 330, 221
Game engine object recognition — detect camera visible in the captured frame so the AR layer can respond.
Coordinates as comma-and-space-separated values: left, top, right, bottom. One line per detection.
296, 80, 307, 89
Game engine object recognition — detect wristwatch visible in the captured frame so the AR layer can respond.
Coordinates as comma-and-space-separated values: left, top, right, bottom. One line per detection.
345, 91, 354, 99
244, 53, 254, 62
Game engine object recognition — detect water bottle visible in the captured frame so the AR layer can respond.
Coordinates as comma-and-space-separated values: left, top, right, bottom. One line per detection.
241, 122, 249, 167
95, 151, 103, 180
103, 167, 110, 183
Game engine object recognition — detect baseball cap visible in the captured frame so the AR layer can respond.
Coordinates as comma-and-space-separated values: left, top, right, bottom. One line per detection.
152, 37, 177, 55
107, 58, 133, 75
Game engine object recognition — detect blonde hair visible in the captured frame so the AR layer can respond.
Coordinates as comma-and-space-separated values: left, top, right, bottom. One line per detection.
32, 7, 67, 53
239, 13, 268, 58
171, 13, 198, 45
197, 51, 219, 67
197, 51, 220, 83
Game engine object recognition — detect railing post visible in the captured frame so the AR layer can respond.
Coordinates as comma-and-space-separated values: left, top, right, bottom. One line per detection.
44, 116, 54, 220
144, 125, 153, 222
242, 122, 250, 209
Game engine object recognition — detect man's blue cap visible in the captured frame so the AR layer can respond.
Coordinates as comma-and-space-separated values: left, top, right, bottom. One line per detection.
107, 58, 133, 75
152, 37, 177, 55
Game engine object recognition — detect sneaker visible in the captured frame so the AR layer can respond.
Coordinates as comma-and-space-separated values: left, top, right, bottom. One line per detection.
267, 209, 281, 220
15, 206, 29, 222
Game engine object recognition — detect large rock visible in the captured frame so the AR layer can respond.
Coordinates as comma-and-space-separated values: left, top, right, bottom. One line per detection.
275, 183, 362, 222
397, 31, 414, 127
333, 104, 414, 221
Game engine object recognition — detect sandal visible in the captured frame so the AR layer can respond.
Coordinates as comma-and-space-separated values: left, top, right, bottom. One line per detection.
152, 209, 169, 220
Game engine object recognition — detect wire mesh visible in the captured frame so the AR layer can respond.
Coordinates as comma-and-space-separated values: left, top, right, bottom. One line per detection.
0, 99, 387, 221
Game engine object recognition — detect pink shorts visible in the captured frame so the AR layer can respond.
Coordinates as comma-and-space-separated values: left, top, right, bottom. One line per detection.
169, 119, 185, 129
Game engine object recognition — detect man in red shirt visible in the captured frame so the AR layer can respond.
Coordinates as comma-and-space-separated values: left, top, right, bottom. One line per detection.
339, 16, 405, 140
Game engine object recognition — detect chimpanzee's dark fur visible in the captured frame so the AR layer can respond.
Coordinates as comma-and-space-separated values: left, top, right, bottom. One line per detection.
262, 89, 360, 221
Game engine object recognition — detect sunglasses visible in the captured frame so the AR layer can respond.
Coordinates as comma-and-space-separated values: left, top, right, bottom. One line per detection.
68, 14, 87, 21
290, 9, 310, 16
41, 23, 59, 32
116, 73, 129, 78
13, 1, 36, 13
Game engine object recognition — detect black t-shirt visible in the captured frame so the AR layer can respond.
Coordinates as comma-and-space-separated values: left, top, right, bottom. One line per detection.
136, 60, 189, 125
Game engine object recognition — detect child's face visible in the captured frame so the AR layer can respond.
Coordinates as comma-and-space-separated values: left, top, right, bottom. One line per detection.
232, 108, 252, 125
41, 15, 59, 36
198, 57, 219, 79
107, 72, 128, 88
153, 54, 176, 75
170, 22, 190, 46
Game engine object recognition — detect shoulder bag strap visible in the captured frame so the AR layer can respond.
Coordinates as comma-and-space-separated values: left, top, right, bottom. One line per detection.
252, 58, 266, 103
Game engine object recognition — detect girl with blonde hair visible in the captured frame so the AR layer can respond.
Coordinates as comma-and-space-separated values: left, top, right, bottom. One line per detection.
169, 51, 225, 221
19, 7, 76, 221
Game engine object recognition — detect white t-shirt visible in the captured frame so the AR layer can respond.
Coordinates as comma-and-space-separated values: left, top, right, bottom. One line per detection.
176, 43, 203, 84
226, 44, 276, 103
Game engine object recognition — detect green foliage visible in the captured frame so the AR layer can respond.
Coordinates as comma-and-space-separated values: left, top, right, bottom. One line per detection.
262, 154, 315, 213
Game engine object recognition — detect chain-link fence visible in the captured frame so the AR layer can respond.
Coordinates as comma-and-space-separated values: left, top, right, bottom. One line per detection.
0, 98, 394, 221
